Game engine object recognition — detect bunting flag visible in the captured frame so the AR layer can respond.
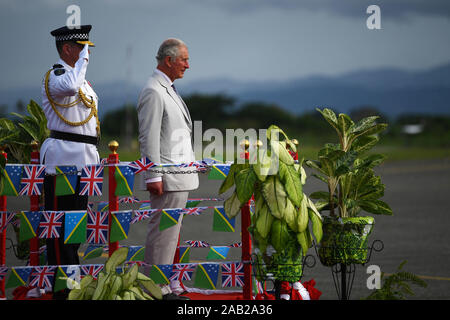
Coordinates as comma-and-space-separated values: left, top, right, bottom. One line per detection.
6, 267, 32, 289
83, 245, 105, 260
19, 211, 42, 242
178, 246, 191, 263
64, 211, 87, 244
221, 262, 245, 288
38, 211, 64, 239
180, 206, 208, 216
126, 246, 145, 262
131, 210, 154, 224
55, 166, 78, 196
0, 164, 23, 196
119, 196, 140, 204
97, 201, 109, 212
170, 263, 195, 282
0, 266, 8, 282
19, 165, 45, 196
109, 210, 132, 242
185, 240, 209, 247
128, 157, 155, 175
114, 165, 135, 196
229, 241, 242, 248
206, 246, 230, 260
54, 265, 80, 292
79, 165, 104, 196
186, 200, 202, 208
159, 209, 182, 231
207, 164, 230, 180
29, 266, 56, 290
194, 263, 219, 290
213, 206, 235, 232
0, 212, 15, 232
149, 265, 173, 285
80, 264, 104, 280
86, 210, 109, 244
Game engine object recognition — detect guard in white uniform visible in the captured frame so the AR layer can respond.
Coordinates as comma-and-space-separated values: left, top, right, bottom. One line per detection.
41, 25, 99, 300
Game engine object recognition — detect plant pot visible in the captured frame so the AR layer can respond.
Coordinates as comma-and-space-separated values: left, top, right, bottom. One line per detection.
253, 245, 303, 283
318, 216, 374, 267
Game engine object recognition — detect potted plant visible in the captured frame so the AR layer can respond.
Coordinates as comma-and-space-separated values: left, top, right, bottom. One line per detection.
220, 125, 323, 287
306, 108, 393, 267
0, 99, 49, 260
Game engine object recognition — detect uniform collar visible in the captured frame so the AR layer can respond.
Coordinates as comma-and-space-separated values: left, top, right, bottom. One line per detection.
57, 58, 73, 70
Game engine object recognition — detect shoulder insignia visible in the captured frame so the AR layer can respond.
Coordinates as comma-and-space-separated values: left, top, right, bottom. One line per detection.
53, 64, 63, 69
54, 68, 65, 76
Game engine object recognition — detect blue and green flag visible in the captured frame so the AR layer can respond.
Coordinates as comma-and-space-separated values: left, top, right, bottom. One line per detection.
114, 165, 135, 196
178, 246, 191, 263
194, 263, 219, 289
109, 210, 132, 242
213, 206, 236, 232
0, 164, 23, 196
83, 245, 105, 260
159, 209, 182, 231
6, 267, 32, 289
64, 211, 87, 244
149, 265, 173, 285
206, 246, 230, 260
19, 211, 42, 242
207, 164, 230, 180
55, 166, 78, 196
126, 246, 145, 262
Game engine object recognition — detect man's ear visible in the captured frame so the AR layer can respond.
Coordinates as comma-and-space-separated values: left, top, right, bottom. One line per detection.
61, 43, 72, 57
164, 55, 173, 67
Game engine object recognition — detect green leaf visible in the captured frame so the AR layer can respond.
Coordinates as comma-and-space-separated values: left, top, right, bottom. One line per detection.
278, 162, 303, 207
224, 191, 242, 219
296, 230, 310, 255
337, 113, 354, 137
270, 140, 294, 165
218, 163, 240, 194
316, 108, 338, 131
261, 176, 287, 219
105, 247, 129, 273
308, 208, 323, 243
255, 203, 273, 238
253, 148, 273, 181
235, 168, 257, 203
359, 199, 393, 215
296, 194, 309, 233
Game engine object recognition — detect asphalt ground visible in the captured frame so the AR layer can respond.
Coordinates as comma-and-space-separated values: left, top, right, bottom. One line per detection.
3, 157, 450, 300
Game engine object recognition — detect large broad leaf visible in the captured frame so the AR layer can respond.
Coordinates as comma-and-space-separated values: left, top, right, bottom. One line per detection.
278, 162, 303, 207
253, 148, 274, 181
270, 140, 294, 165
296, 194, 309, 233
224, 191, 242, 219
337, 113, 355, 138
358, 199, 393, 215
235, 168, 257, 203
316, 108, 339, 134
296, 228, 312, 255
219, 163, 240, 194
255, 203, 273, 238
351, 116, 379, 135
270, 219, 292, 252
308, 208, 323, 243
351, 135, 378, 154
284, 197, 298, 233
261, 176, 287, 219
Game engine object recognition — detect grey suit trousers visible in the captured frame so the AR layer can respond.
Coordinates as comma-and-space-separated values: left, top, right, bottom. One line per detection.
144, 191, 189, 275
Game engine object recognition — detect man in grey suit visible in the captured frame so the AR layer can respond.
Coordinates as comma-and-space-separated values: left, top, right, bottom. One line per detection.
137, 38, 198, 300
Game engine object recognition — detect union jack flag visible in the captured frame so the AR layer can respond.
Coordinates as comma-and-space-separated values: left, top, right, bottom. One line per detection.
185, 240, 209, 247
170, 263, 196, 281
81, 264, 104, 279
0, 212, 15, 232
119, 196, 140, 203
228, 242, 242, 248
0, 266, 8, 281
29, 266, 56, 290
87, 211, 109, 244
38, 211, 64, 239
180, 206, 208, 216
19, 165, 45, 196
131, 210, 154, 224
221, 262, 244, 287
80, 165, 104, 196
128, 157, 155, 174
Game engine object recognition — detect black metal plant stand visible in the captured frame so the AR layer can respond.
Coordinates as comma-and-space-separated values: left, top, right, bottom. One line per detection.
314, 239, 384, 300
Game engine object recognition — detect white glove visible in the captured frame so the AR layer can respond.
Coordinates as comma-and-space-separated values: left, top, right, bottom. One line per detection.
79, 43, 89, 62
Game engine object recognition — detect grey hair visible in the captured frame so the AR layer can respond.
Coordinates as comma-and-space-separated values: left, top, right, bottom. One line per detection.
156, 38, 187, 63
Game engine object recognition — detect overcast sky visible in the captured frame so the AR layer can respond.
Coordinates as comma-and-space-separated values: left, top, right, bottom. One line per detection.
0, 0, 449, 90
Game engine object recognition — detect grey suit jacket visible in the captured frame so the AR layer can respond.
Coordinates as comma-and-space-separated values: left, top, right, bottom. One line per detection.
137, 71, 199, 191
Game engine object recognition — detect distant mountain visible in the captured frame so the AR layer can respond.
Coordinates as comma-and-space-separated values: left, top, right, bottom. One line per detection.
1, 63, 449, 119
